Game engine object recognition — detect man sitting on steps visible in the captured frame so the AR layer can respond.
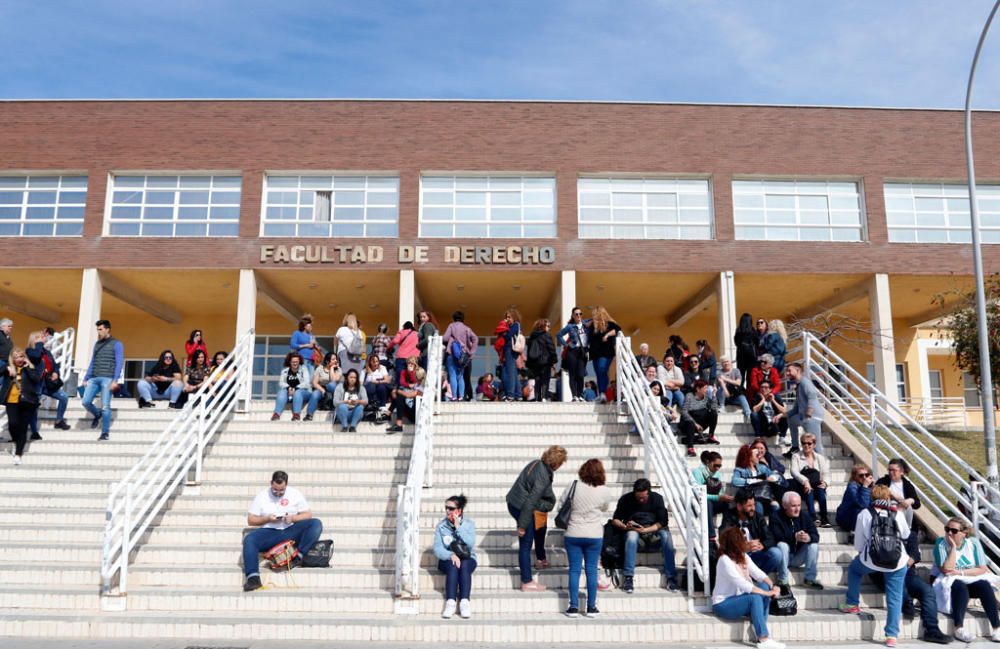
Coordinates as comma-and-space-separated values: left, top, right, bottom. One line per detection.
769, 491, 823, 590
720, 489, 782, 576
242, 470, 323, 592
609, 478, 679, 594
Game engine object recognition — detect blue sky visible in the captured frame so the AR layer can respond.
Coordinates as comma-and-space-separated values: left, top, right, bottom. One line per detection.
1, 1, 999, 108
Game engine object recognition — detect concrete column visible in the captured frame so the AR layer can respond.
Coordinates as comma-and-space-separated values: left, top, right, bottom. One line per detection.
559, 270, 576, 402
235, 269, 258, 346
717, 271, 737, 361
74, 268, 103, 374
869, 273, 898, 404
399, 269, 416, 330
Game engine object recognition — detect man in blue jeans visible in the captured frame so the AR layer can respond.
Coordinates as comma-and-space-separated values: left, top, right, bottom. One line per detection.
243, 471, 323, 592
81, 320, 124, 441
611, 478, 678, 593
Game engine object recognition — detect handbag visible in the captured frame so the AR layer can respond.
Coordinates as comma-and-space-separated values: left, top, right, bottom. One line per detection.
555, 480, 578, 530
302, 539, 333, 568
705, 476, 723, 496
799, 467, 822, 489
264, 540, 299, 570
769, 583, 798, 616
449, 535, 472, 561
748, 481, 775, 503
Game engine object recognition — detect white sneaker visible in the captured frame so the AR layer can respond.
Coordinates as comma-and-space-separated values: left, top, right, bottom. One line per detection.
757, 639, 786, 649
441, 599, 457, 619
990, 627, 1000, 643
459, 598, 471, 618
955, 627, 974, 643
12, 456, 20, 466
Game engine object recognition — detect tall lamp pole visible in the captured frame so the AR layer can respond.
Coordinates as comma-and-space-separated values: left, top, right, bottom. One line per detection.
965, 0, 1000, 490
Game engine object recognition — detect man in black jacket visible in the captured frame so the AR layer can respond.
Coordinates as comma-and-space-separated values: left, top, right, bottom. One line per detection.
769, 491, 822, 589
719, 489, 781, 574
609, 478, 678, 594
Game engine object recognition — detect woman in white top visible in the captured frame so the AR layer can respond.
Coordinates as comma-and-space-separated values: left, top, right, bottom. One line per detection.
557, 458, 615, 618
336, 312, 366, 376
789, 432, 831, 527
932, 517, 1000, 642
840, 485, 910, 647
712, 527, 784, 649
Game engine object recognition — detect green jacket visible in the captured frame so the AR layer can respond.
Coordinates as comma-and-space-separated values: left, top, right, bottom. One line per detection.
506, 460, 556, 529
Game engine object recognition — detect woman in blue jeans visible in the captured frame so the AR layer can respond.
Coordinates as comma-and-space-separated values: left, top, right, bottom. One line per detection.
713, 527, 785, 649
505, 445, 567, 591
498, 308, 522, 401
585, 306, 621, 403
432, 494, 477, 619
559, 458, 615, 618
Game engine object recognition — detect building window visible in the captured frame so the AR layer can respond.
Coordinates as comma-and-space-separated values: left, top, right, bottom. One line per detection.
866, 362, 908, 402
420, 175, 556, 238
0, 175, 87, 237
884, 182, 1000, 244
733, 180, 864, 242
577, 177, 712, 240
261, 175, 399, 237
107, 175, 241, 237
963, 372, 1000, 408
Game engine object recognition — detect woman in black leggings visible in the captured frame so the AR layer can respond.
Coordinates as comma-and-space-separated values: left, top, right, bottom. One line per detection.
1, 346, 43, 465
557, 307, 588, 401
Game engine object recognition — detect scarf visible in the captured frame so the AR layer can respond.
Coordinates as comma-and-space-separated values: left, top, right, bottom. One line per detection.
872, 498, 897, 513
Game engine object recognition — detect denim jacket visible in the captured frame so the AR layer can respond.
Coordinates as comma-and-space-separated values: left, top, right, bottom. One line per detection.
557, 320, 590, 349
433, 517, 477, 562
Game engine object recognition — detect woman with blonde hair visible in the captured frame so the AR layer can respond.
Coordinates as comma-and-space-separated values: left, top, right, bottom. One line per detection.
336, 312, 365, 376
585, 306, 621, 403
1, 346, 43, 464
763, 320, 788, 373
506, 445, 567, 591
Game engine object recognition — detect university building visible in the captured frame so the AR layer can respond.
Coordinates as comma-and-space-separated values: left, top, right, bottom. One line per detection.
1, 99, 999, 423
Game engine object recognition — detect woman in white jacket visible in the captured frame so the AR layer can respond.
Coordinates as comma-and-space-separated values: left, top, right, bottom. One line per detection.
789, 433, 831, 527
712, 527, 784, 649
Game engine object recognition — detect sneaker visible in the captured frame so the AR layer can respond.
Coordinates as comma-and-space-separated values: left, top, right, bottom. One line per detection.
757, 639, 786, 649
921, 628, 951, 644
54, 420, 70, 430
803, 579, 824, 590
666, 577, 679, 592
459, 598, 471, 619
12, 456, 20, 466
348, 426, 357, 432
138, 399, 155, 408
991, 627, 1000, 643
818, 517, 832, 528
90, 413, 101, 429
441, 599, 456, 619
385, 425, 403, 434
782, 447, 799, 460
954, 627, 974, 643
520, 581, 546, 592
30, 433, 42, 441
585, 606, 600, 618
98, 433, 109, 441
168, 402, 182, 410
563, 606, 579, 618
886, 638, 897, 648
707, 436, 720, 445
291, 413, 301, 421
341, 426, 349, 433
303, 415, 313, 422
687, 447, 696, 457
271, 413, 280, 421
243, 575, 262, 592
839, 603, 861, 614
534, 559, 550, 570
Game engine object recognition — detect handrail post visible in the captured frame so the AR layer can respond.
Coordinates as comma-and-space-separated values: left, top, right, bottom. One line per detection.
121, 482, 133, 597
869, 392, 878, 472
973, 481, 983, 538
685, 485, 695, 600
803, 332, 811, 372
195, 398, 207, 485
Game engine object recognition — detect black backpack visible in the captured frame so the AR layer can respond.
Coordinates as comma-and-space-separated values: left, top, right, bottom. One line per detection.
864, 507, 903, 569
527, 336, 546, 365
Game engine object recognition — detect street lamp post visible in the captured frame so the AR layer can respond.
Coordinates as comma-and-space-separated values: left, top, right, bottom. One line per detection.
964, 0, 1000, 490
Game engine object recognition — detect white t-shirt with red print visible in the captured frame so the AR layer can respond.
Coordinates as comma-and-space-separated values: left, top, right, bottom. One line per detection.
248, 486, 309, 531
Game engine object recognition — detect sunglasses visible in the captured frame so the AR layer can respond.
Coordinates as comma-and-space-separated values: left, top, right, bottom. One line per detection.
802, 442, 815, 446
445, 505, 458, 511
757, 320, 766, 325
945, 527, 963, 535
573, 312, 582, 316
858, 472, 871, 478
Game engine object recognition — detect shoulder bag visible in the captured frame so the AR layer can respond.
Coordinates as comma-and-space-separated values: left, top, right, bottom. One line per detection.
555, 480, 578, 530
769, 583, 798, 616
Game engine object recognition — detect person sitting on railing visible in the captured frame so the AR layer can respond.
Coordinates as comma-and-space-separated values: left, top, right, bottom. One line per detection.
361, 354, 392, 414
333, 369, 368, 433
747, 354, 782, 405
712, 526, 786, 649
136, 350, 184, 410
750, 380, 789, 446
635, 343, 658, 372
610, 477, 679, 594
656, 354, 686, 408
783, 362, 824, 457
693, 450, 733, 543
836, 465, 874, 534
763, 320, 788, 373
678, 379, 720, 457
242, 470, 323, 592
683, 356, 715, 401
931, 517, 1000, 643
506, 445, 567, 592
876, 459, 921, 529
178, 349, 212, 407
839, 484, 910, 648
789, 433, 831, 528
720, 489, 782, 576
270, 352, 310, 422
716, 356, 751, 421
769, 491, 823, 590
385, 356, 423, 434
732, 444, 781, 514
434, 494, 477, 619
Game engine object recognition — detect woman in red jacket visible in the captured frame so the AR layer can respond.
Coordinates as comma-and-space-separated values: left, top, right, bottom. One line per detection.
747, 354, 782, 403
184, 330, 208, 368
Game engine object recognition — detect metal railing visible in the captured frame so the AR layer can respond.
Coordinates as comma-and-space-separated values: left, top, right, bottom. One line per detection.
393, 334, 443, 612
899, 396, 968, 431
0, 327, 75, 433
615, 336, 711, 605
99, 328, 254, 606
796, 331, 1000, 568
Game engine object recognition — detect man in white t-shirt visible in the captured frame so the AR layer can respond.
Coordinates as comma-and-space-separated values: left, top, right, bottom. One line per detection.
242, 470, 323, 592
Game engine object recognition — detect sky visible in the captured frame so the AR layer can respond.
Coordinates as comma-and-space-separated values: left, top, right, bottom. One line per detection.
1, 1, 999, 108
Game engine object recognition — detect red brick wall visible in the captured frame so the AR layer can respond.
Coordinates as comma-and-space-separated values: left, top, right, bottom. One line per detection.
1, 99, 999, 274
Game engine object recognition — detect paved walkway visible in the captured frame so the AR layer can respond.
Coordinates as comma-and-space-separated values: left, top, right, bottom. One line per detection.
0, 642, 993, 649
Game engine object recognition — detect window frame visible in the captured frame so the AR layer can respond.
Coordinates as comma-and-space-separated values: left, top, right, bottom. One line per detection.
884, 182, 1000, 244
259, 173, 400, 238
104, 172, 242, 238
732, 177, 867, 242
418, 174, 557, 239
0, 173, 88, 237
576, 175, 714, 240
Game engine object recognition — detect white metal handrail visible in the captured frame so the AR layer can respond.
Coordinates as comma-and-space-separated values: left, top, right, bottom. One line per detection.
898, 397, 968, 431
0, 327, 75, 433
615, 336, 710, 605
99, 328, 254, 605
393, 334, 443, 610
797, 331, 1000, 568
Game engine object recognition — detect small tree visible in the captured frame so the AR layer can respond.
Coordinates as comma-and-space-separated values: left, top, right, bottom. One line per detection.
934, 274, 1000, 394
787, 312, 893, 352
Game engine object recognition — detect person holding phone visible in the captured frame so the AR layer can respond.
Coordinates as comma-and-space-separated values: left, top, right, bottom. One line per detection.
333, 369, 368, 433
610, 478, 678, 594
836, 465, 875, 534
433, 494, 477, 619
242, 471, 323, 592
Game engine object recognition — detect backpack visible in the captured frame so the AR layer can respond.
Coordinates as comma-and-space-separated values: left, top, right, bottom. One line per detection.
865, 507, 903, 569
450, 339, 470, 368
527, 335, 546, 365
347, 330, 365, 357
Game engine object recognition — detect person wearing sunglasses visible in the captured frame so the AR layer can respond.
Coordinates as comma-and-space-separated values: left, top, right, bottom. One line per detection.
932, 518, 1000, 642
790, 433, 831, 528
136, 349, 184, 409
836, 465, 875, 534
433, 494, 477, 620
556, 306, 589, 401
747, 354, 782, 405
